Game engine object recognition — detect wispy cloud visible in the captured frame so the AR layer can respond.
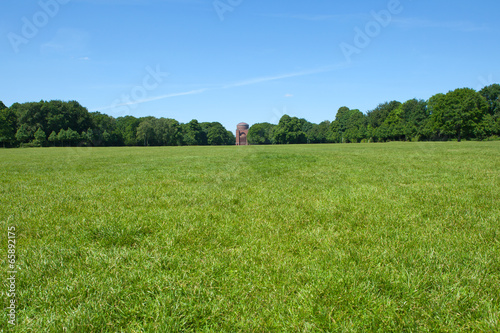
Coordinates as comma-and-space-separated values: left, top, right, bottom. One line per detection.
93, 89, 208, 111
222, 64, 347, 89
393, 18, 488, 32
260, 13, 342, 21
92, 63, 348, 112
40, 28, 90, 56
73, 0, 204, 4
257, 12, 362, 22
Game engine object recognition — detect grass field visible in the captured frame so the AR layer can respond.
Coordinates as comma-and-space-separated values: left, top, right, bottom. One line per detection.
1, 142, 499, 332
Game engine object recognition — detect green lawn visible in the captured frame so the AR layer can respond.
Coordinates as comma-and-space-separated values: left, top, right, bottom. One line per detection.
1, 142, 499, 332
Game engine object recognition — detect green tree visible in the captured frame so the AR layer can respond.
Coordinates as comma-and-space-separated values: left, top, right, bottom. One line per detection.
0, 107, 17, 147
426, 93, 447, 140
152, 118, 166, 146
480, 84, 500, 116
306, 121, 330, 143
155, 118, 182, 146
344, 110, 366, 143
102, 130, 111, 144
12, 100, 93, 137
430, 88, 488, 141
225, 130, 236, 145
84, 128, 95, 146
328, 120, 342, 143
66, 128, 80, 146
298, 119, 314, 136
57, 129, 67, 147
273, 115, 307, 144
15, 124, 31, 144
400, 99, 429, 140
48, 131, 58, 147
33, 128, 46, 146
379, 106, 405, 141
205, 122, 232, 145
479, 84, 500, 136
182, 120, 203, 146
136, 118, 155, 146
248, 123, 276, 145
366, 101, 401, 141
329, 107, 366, 143
90, 111, 117, 146
475, 114, 499, 139
116, 116, 141, 146
319, 121, 331, 143
367, 101, 401, 128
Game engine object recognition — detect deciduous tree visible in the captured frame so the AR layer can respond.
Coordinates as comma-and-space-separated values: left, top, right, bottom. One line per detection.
273, 115, 307, 144
248, 123, 276, 145
33, 128, 46, 146
15, 124, 31, 144
0, 107, 17, 147
48, 131, 58, 147
430, 88, 488, 141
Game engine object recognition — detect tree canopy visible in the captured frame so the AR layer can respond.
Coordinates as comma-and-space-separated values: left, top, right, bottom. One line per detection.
1, 84, 499, 148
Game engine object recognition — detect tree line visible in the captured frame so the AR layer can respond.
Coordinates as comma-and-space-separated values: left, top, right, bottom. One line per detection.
0, 84, 499, 148
0, 100, 235, 147
248, 85, 500, 144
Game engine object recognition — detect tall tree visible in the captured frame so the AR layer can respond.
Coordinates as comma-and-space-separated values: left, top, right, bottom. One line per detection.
116, 116, 141, 146
329, 107, 366, 143
248, 123, 276, 145
479, 84, 500, 136
204, 122, 232, 145
90, 111, 117, 146
182, 120, 203, 146
378, 106, 405, 141
306, 121, 330, 144
33, 128, 46, 146
152, 118, 182, 146
367, 101, 401, 129
48, 131, 58, 147
66, 128, 81, 146
136, 118, 155, 146
0, 107, 17, 147
12, 100, 93, 136
366, 101, 401, 141
429, 88, 488, 141
343, 109, 366, 143
273, 115, 307, 144
57, 129, 67, 147
225, 130, 236, 145
15, 124, 31, 144
480, 84, 500, 117
400, 99, 429, 140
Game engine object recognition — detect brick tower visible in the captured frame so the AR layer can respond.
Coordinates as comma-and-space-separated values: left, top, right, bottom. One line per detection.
236, 122, 249, 145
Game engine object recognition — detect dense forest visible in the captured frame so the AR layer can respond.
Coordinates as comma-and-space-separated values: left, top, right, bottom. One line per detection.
249, 85, 500, 144
0, 100, 235, 148
0, 85, 499, 147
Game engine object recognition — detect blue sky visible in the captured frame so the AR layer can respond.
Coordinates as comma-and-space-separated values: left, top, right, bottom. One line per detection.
1, 0, 499, 131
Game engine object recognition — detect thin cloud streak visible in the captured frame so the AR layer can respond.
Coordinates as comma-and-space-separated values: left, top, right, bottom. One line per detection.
92, 89, 208, 112
92, 63, 348, 112
393, 18, 488, 32
256, 12, 363, 22
222, 64, 348, 89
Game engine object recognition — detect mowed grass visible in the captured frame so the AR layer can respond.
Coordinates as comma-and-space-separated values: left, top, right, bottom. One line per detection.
0, 142, 499, 332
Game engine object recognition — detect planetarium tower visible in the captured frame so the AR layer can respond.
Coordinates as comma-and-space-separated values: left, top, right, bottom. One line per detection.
235, 122, 249, 145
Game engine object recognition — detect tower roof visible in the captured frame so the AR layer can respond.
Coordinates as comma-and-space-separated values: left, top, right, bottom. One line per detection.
237, 122, 249, 130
